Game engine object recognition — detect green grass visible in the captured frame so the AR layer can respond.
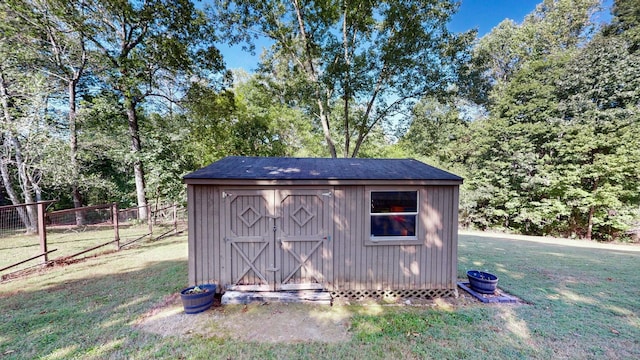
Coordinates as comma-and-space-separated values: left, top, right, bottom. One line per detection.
0, 232, 639, 359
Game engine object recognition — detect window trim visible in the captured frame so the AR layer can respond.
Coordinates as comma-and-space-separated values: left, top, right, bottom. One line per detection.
365, 187, 423, 246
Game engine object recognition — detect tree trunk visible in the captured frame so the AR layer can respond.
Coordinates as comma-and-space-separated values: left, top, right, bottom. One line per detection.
125, 98, 148, 221
68, 81, 85, 225
0, 72, 35, 232
11, 135, 37, 232
317, 99, 337, 158
292, 0, 337, 158
585, 173, 599, 241
586, 205, 595, 241
342, 8, 350, 158
0, 144, 30, 230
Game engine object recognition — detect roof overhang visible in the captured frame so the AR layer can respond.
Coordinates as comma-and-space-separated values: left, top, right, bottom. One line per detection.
183, 178, 463, 186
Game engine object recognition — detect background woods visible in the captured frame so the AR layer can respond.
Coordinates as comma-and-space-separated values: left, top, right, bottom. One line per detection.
0, 0, 638, 241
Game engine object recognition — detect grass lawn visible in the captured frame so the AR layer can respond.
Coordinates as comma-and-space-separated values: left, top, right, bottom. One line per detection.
1, 231, 638, 359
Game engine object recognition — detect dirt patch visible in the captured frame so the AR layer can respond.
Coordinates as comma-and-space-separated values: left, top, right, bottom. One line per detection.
133, 290, 492, 343
134, 294, 352, 343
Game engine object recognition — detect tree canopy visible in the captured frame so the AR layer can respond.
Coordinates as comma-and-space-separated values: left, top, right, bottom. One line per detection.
212, 0, 475, 158
0, 0, 638, 241
405, 0, 640, 241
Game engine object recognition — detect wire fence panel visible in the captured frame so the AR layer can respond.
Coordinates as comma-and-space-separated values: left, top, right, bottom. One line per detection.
0, 204, 41, 275
1, 202, 187, 280
149, 205, 188, 240
47, 205, 152, 260
0, 203, 38, 236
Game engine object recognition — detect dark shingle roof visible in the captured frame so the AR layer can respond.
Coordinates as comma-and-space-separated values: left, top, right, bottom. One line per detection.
184, 157, 462, 184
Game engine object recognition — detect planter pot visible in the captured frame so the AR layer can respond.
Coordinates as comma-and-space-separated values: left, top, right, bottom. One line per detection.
180, 284, 216, 314
466, 270, 498, 294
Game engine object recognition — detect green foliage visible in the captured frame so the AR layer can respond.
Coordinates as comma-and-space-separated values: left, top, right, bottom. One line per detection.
76, 93, 137, 206
143, 113, 197, 205
607, 0, 640, 51
398, 0, 639, 241
183, 73, 313, 167
473, 0, 599, 104
553, 33, 640, 240
460, 45, 640, 240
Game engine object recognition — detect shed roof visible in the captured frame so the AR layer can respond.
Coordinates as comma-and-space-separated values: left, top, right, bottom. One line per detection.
184, 157, 462, 186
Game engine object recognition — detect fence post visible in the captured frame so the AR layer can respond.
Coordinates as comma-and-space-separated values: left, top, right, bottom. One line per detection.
173, 204, 178, 235
147, 204, 152, 238
112, 203, 120, 250
37, 202, 48, 265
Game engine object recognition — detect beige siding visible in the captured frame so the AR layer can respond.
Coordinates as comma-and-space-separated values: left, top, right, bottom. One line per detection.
188, 183, 459, 292
188, 185, 223, 287
332, 185, 458, 291
187, 185, 196, 285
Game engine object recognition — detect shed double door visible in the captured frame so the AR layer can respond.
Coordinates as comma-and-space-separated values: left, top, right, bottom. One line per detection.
223, 189, 332, 291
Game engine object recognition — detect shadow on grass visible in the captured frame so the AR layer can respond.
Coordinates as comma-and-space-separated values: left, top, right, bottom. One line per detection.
1, 232, 638, 359
0, 260, 187, 359
459, 234, 640, 359
0, 256, 547, 359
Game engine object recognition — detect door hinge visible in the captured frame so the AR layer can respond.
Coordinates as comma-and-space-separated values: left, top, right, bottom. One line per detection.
322, 191, 332, 197
222, 191, 232, 199
273, 226, 277, 233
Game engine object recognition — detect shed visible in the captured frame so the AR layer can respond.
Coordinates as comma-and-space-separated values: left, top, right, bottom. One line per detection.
183, 156, 463, 299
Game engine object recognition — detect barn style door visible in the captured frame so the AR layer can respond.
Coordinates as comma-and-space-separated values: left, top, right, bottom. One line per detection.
223, 190, 276, 291
276, 189, 332, 290
223, 189, 332, 291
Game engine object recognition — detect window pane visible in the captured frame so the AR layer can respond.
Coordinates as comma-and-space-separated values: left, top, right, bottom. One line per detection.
371, 191, 417, 213
371, 215, 416, 237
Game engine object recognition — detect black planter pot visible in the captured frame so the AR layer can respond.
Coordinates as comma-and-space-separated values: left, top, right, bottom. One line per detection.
466, 270, 498, 294
180, 284, 216, 314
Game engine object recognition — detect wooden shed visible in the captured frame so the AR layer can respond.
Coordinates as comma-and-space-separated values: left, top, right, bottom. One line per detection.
183, 156, 463, 299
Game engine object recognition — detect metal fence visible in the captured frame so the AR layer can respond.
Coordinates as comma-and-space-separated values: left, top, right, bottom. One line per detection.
1, 202, 187, 281
0, 203, 38, 237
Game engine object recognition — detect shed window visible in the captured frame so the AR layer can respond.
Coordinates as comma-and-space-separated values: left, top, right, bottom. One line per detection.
370, 191, 418, 241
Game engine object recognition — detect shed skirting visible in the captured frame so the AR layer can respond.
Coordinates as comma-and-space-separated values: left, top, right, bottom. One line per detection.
331, 288, 458, 300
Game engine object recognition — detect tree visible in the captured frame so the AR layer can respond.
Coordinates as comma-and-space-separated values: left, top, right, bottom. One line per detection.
183, 72, 315, 166
232, 72, 321, 157
60, 0, 225, 219
6, 0, 91, 224
213, 0, 474, 158
76, 92, 137, 206
555, 32, 640, 240
0, 5, 52, 232
606, 0, 640, 51
463, 55, 570, 234
401, 98, 467, 159
474, 0, 600, 104
457, 0, 607, 237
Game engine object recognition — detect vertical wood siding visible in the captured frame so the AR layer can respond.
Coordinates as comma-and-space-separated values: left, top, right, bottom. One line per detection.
188, 184, 459, 291
188, 185, 223, 286
332, 185, 458, 291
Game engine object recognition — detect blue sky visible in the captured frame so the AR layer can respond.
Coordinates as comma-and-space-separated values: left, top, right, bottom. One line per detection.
222, 0, 613, 72
449, 0, 612, 35
448, 0, 542, 36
